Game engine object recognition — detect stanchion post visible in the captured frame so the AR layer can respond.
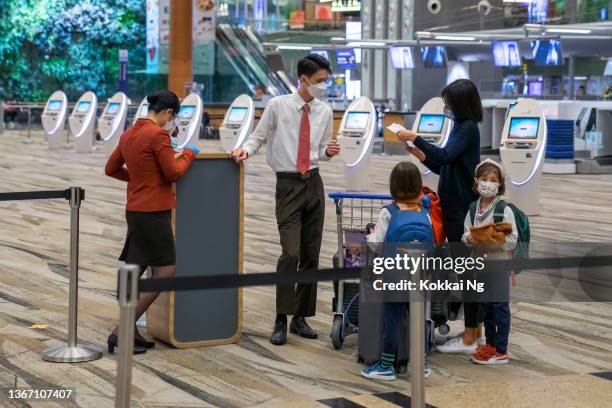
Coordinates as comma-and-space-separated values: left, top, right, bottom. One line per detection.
25, 106, 32, 143
409, 254, 426, 408
115, 264, 139, 408
0, 103, 4, 134
42, 187, 103, 362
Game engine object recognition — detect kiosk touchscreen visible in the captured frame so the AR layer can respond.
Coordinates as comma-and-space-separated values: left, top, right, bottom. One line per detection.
220, 94, 255, 152
500, 98, 547, 215
133, 98, 149, 124
175, 93, 203, 150
337, 97, 377, 191
68, 91, 97, 153
409, 97, 452, 191
42, 90, 68, 149
98, 92, 128, 156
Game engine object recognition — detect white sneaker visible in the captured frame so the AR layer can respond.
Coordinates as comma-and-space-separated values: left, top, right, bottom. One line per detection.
477, 336, 486, 347
436, 337, 477, 354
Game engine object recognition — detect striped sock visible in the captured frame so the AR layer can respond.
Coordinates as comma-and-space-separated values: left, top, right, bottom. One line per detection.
381, 353, 395, 368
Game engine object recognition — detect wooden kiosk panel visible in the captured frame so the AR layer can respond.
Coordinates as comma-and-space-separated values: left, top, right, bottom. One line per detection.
148, 153, 243, 348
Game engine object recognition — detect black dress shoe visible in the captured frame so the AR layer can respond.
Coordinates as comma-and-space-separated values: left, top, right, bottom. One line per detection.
107, 334, 147, 355
269, 321, 287, 345
135, 328, 156, 349
290, 317, 318, 339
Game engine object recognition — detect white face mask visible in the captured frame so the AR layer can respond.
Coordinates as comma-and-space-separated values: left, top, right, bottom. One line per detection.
477, 180, 499, 198
164, 114, 177, 133
305, 78, 327, 98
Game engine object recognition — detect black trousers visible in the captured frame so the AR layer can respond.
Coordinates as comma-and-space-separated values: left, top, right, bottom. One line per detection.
445, 214, 481, 328
275, 173, 325, 317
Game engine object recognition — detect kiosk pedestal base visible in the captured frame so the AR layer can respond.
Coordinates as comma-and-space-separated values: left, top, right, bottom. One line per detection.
344, 160, 370, 192
506, 178, 541, 216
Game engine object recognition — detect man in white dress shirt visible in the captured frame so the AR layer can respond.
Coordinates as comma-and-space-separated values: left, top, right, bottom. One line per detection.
231, 55, 341, 345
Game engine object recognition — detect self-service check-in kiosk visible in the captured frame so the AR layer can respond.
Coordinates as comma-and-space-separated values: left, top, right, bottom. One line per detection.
42, 90, 68, 149
500, 98, 547, 216
175, 93, 203, 150
98, 92, 127, 156
409, 97, 452, 191
69, 91, 97, 153
337, 97, 377, 191
220, 94, 255, 152
133, 97, 149, 124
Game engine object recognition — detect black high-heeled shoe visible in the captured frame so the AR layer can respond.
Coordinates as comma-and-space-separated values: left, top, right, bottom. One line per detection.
135, 328, 156, 349
107, 334, 147, 355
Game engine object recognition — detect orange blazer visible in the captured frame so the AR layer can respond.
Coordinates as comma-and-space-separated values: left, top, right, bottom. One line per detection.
105, 119, 196, 212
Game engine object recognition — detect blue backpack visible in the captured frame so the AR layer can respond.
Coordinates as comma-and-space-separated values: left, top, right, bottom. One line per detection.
383, 201, 435, 245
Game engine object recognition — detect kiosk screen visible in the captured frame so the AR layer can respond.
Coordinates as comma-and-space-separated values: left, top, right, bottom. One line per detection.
417, 114, 445, 134
345, 112, 370, 131
179, 105, 196, 120
47, 100, 63, 111
492, 41, 521, 67
509, 117, 540, 139
106, 102, 120, 115
76, 101, 91, 113
228, 107, 248, 123
138, 104, 149, 117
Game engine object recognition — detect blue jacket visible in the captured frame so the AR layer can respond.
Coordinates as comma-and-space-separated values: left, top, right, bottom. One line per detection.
413, 119, 480, 220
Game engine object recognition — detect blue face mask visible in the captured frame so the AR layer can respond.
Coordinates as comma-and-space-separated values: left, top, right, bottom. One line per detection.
443, 107, 455, 121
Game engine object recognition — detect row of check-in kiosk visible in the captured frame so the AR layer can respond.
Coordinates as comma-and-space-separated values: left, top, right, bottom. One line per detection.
42, 90, 205, 155
41, 89, 547, 215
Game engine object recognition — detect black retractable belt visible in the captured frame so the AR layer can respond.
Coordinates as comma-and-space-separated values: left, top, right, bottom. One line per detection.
0, 188, 85, 202
137, 255, 612, 294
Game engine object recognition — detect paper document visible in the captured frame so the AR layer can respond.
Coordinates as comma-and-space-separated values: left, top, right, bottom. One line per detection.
386, 123, 415, 147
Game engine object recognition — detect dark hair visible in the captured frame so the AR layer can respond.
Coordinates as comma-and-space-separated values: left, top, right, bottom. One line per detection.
390, 162, 422, 201
147, 90, 180, 114
441, 79, 483, 123
297, 55, 332, 78
474, 162, 505, 196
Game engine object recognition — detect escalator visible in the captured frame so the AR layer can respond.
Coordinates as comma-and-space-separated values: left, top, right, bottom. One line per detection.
216, 18, 295, 96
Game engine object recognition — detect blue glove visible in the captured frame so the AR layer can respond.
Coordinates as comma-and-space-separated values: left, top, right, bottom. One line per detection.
171, 137, 177, 149
184, 143, 200, 155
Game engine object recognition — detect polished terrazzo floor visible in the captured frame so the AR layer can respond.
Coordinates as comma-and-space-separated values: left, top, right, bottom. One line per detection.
0, 130, 610, 407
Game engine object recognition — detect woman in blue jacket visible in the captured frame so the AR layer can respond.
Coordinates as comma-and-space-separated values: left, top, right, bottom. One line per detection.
397, 79, 483, 354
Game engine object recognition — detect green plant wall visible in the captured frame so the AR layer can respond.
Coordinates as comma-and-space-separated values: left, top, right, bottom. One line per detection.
0, 0, 145, 102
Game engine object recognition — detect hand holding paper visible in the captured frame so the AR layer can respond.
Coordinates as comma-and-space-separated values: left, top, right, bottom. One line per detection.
386, 123, 415, 147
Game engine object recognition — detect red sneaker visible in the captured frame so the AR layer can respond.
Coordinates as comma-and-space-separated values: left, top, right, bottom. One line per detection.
471, 344, 496, 360
471, 350, 509, 365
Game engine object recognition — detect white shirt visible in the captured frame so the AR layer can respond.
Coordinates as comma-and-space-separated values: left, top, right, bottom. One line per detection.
242, 92, 333, 172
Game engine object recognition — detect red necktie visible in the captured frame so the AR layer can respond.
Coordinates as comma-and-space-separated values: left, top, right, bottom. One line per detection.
297, 103, 310, 175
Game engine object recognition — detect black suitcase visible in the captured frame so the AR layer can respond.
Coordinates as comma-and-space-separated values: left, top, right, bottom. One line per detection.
358, 297, 434, 373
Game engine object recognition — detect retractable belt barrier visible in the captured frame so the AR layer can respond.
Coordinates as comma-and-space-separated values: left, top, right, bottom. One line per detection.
0, 189, 83, 202
0, 187, 102, 363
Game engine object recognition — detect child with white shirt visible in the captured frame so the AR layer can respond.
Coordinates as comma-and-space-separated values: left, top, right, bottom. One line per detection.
462, 159, 517, 365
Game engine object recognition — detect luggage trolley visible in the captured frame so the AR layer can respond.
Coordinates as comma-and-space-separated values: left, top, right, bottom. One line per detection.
328, 192, 392, 349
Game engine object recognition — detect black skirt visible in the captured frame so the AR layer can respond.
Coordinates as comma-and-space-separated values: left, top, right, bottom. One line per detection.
119, 210, 176, 266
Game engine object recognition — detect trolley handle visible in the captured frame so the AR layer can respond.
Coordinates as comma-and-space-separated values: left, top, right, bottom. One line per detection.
328, 192, 392, 201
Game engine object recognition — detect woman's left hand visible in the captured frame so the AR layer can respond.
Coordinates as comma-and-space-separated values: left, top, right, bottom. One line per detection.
397, 129, 417, 142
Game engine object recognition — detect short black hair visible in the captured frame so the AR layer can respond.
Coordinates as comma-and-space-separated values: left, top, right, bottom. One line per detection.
390, 162, 423, 201
441, 79, 483, 123
147, 90, 180, 114
297, 55, 331, 78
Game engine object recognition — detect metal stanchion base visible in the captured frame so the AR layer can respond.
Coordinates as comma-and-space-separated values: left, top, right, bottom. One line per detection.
42, 344, 103, 363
